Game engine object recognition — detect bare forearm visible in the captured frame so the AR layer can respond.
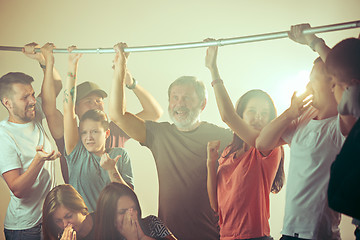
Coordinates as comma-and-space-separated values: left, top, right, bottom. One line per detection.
132, 84, 163, 121
109, 67, 147, 143
210, 67, 259, 146
46, 110, 64, 139
53, 67, 63, 96
107, 166, 129, 186
42, 62, 64, 139
311, 38, 331, 62
207, 160, 218, 212
42, 63, 57, 114
63, 64, 79, 154
256, 110, 291, 151
109, 68, 126, 121
4, 157, 44, 198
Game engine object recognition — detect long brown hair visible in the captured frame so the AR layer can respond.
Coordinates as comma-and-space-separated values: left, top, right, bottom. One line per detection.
42, 184, 89, 240
224, 89, 285, 193
95, 182, 142, 240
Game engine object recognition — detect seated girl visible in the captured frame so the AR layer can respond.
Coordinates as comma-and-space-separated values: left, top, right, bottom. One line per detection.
95, 182, 177, 240
42, 184, 94, 240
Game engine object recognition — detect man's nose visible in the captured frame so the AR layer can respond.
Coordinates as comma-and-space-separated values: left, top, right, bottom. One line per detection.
29, 95, 36, 104
177, 97, 186, 106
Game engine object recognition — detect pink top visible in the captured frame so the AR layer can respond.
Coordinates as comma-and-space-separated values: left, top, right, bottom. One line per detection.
217, 146, 281, 240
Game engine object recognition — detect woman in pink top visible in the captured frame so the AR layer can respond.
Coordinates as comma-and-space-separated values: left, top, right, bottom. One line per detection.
205, 41, 285, 240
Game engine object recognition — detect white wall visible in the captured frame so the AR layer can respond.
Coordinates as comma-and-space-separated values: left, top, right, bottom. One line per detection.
0, 0, 359, 239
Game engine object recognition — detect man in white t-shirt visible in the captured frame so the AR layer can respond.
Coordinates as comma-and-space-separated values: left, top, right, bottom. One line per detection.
0, 70, 60, 240
256, 24, 356, 239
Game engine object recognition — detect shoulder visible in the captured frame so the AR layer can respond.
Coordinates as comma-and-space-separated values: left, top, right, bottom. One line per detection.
141, 215, 166, 227
141, 215, 172, 236
109, 147, 128, 155
65, 140, 85, 158
145, 121, 175, 136
109, 147, 128, 158
145, 121, 172, 129
0, 120, 9, 134
200, 121, 232, 134
0, 121, 24, 141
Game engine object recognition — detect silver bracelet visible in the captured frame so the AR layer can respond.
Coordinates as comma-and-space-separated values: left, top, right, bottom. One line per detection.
126, 78, 137, 90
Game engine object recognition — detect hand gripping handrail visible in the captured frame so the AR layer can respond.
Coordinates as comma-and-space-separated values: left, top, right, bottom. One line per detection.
0, 20, 359, 54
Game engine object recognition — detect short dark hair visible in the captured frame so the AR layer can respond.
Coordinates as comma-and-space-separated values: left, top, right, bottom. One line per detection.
168, 76, 207, 104
0, 72, 34, 100
80, 109, 109, 130
326, 38, 360, 84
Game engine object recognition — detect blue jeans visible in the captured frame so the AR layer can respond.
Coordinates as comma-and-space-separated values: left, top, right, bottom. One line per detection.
4, 224, 41, 240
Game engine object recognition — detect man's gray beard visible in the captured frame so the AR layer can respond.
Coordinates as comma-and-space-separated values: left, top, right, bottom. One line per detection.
168, 107, 201, 131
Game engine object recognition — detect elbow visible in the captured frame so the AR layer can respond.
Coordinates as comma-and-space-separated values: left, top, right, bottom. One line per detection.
108, 103, 126, 122
219, 110, 237, 127
255, 138, 264, 151
255, 137, 271, 152
108, 110, 122, 123
153, 108, 163, 121
12, 189, 26, 199
220, 114, 230, 126
108, 111, 127, 128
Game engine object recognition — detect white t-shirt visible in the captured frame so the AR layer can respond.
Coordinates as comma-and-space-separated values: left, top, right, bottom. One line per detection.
281, 107, 345, 239
0, 98, 56, 230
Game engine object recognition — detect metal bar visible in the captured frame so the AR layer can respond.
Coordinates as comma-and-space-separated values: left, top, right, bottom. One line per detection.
0, 20, 359, 54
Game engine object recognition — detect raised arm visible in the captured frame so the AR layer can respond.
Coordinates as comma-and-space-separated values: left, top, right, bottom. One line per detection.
109, 43, 147, 144
23, 42, 62, 97
63, 46, 82, 155
206, 140, 220, 212
39, 43, 64, 140
256, 91, 312, 151
124, 72, 163, 121
288, 23, 331, 62
205, 41, 260, 147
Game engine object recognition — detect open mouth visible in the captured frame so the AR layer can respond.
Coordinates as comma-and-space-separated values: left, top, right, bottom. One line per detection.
173, 108, 189, 119
26, 105, 35, 112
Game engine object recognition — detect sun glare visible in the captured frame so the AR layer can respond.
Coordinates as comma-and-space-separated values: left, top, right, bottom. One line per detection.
272, 70, 310, 112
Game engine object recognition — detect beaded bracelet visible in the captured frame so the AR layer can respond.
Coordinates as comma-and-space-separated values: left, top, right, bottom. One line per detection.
67, 72, 76, 79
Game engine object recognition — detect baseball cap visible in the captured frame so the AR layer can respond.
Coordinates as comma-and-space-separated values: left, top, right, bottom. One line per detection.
76, 81, 108, 104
